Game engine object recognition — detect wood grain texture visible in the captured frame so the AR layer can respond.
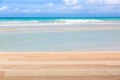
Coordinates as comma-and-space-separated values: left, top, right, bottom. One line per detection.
0, 52, 120, 80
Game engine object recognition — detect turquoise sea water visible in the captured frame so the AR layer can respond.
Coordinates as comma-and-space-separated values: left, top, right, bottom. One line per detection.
0, 17, 120, 51
0, 17, 120, 21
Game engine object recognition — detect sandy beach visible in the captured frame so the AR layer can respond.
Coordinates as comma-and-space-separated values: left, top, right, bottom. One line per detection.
0, 52, 120, 80
0, 24, 120, 33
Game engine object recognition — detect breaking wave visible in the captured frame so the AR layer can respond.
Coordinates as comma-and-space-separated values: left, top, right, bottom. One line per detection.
0, 19, 119, 26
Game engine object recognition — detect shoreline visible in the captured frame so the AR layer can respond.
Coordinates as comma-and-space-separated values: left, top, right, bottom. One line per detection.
0, 52, 120, 54
0, 26, 120, 33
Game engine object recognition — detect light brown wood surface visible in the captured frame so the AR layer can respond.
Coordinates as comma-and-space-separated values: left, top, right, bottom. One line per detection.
0, 52, 120, 80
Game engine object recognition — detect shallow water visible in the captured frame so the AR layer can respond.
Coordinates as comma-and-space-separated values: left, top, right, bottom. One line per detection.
0, 29, 120, 52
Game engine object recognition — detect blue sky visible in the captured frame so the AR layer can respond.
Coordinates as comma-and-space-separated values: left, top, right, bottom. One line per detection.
0, 0, 120, 17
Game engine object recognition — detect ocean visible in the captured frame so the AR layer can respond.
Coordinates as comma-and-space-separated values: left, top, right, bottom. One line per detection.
0, 17, 120, 52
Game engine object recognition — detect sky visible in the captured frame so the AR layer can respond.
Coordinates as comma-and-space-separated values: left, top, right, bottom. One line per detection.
0, 0, 120, 17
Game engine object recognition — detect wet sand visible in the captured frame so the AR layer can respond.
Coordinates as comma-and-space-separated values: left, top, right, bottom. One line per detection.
0, 26, 120, 33
0, 52, 120, 80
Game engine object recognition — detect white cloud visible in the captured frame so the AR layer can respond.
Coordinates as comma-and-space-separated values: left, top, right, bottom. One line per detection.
85, 0, 120, 14
13, 7, 41, 13
0, 6, 8, 11
14, 8, 19, 11
33, 9, 41, 13
63, 0, 79, 6
19, 9, 41, 13
62, 0, 82, 11
104, 0, 120, 4
87, 0, 103, 4
87, 0, 120, 4
45, 2, 54, 7
71, 5, 82, 10
22, 9, 30, 13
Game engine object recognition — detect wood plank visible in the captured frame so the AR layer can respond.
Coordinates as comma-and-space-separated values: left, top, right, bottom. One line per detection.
4, 69, 120, 76
0, 76, 120, 80
0, 71, 5, 78
0, 52, 120, 80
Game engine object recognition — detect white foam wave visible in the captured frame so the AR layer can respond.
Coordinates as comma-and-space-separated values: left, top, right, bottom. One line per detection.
0, 19, 119, 27
58, 19, 104, 24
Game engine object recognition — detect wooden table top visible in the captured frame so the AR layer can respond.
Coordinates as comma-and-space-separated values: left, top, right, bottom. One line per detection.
0, 52, 120, 80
